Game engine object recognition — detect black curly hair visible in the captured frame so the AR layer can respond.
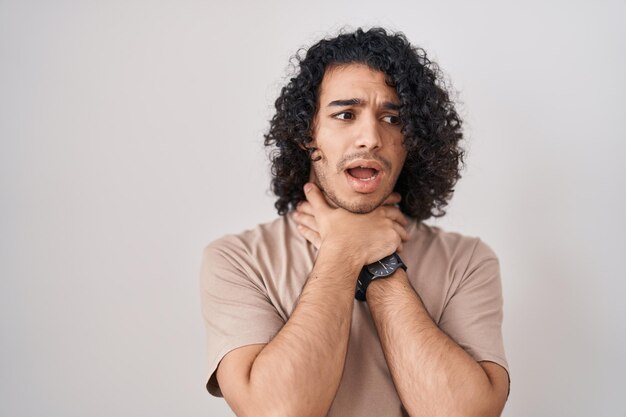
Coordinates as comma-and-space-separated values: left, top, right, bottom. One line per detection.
264, 27, 464, 221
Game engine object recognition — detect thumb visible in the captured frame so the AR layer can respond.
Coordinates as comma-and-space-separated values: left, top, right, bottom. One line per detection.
304, 183, 330, 212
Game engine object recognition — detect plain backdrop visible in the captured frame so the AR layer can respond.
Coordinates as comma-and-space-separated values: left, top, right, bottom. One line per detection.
1, 0, 625, 416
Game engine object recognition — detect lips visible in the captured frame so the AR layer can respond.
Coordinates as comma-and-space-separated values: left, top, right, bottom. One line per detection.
344, 160, 385, 193
344, 160, 384, 172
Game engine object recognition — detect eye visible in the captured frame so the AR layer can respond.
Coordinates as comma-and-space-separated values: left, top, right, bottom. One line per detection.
382, 115, 401, 125
333, 111, 354, 120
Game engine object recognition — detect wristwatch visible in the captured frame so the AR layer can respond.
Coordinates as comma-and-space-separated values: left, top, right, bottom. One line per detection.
355, 252, 407, 302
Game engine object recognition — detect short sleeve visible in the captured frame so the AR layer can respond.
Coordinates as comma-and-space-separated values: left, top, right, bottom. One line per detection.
199, 237, 286, 396
438, 239, 509, 377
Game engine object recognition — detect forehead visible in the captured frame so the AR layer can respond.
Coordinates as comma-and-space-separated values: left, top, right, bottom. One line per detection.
318, 63, 399, 103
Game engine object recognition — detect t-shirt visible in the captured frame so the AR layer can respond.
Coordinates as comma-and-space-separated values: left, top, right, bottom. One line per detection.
200, 213, 509, 416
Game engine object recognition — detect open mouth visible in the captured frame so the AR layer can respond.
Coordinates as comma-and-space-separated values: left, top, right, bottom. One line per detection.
346, 167, 380, 181
343, 159, 385, 193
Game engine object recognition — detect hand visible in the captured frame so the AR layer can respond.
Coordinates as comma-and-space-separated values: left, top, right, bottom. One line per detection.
293, 183, 409, 266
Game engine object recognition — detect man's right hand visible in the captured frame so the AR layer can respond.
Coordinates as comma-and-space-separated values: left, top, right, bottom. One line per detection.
294, 182, 409, 267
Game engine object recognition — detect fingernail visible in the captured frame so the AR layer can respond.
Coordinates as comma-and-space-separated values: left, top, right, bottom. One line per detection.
304, 183, 312, 192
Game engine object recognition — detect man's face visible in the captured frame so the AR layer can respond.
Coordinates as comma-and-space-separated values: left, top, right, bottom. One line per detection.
309, 63, 407, 214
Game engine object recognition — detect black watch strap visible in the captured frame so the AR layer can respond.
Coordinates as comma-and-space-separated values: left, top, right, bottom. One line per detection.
354, 274, 371, 301
355, 253, 406, 302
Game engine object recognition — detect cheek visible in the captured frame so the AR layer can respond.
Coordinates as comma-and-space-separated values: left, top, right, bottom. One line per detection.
400, 149, 408, 165
314, 137, 343, 164
390, 140, 407, 161
392, 151, 408, 178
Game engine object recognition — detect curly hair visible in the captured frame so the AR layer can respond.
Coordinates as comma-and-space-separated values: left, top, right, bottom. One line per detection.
264, 27, 464, 222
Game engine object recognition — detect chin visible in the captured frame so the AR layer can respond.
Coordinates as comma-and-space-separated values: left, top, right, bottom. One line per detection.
332, 192, 386, 214
346, 204, 379, 214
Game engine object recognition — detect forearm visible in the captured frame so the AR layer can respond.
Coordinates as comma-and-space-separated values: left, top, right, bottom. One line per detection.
245, 247, 360, 417
367, 270, 497, 417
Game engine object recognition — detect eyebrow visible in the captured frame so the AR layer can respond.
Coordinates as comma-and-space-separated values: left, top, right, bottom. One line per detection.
327, 98, 401, 110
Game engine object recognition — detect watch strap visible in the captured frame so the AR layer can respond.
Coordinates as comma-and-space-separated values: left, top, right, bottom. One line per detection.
355, 253, 406, 302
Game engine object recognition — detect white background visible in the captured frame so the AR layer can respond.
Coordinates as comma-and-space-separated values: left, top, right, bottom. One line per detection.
1, 1, 625, 416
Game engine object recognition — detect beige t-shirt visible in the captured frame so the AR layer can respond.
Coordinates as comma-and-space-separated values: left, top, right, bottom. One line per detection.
200, 213, 509, 416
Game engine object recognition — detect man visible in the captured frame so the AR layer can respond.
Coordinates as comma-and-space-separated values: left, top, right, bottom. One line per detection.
200, 27, 509, 417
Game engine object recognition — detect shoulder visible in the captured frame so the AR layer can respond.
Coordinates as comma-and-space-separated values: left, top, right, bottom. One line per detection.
415, 222, 498, 258
408, 222, 500, 277
203, 215, 293, 260
200, 215, 304, 284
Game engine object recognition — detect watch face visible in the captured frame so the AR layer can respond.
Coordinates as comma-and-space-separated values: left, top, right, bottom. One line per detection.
366, 254, 399, 277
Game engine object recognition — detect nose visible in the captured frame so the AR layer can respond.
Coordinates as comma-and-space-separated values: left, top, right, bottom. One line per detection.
354, 114, 383, 150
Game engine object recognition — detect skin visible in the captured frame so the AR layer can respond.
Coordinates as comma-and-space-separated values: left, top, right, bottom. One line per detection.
216, 63, 509, 417
308, 63, 408, 214
294, 200, 510, 417
216, 183, 407, 417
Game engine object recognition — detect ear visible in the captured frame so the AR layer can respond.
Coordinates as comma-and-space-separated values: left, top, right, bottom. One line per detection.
299, 129, 321, 162
297, 123, 315, 149
299, 126, 317, 149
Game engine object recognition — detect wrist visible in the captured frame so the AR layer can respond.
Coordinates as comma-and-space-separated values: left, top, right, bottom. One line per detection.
314, 244, 363, 288
320, 238, 365, 270
366, 268, 410, 303
356, 253, 407, 302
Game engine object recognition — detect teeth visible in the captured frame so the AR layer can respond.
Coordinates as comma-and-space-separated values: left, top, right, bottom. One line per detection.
346, 167, 379, 181
359, 172, 378, 181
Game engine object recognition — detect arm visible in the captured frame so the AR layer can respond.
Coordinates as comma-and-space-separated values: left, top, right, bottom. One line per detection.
366, 270, 509, 417
216, 183, 408, 417
293, 200, 509, 417
218, 245, 360, 417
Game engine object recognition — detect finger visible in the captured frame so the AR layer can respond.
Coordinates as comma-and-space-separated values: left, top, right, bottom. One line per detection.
391, 221, 410, 242
296, 201, 316, 216
383, 206, 409, 227
296, 223, 321, 249
382, 192, 402, 206
304, 183, 330, 213
293, 212, 319, 233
